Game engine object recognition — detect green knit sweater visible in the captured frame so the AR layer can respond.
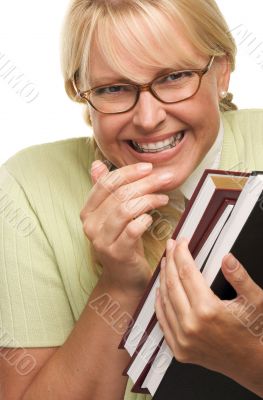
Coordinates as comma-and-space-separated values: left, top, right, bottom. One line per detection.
0, 109, 263, 400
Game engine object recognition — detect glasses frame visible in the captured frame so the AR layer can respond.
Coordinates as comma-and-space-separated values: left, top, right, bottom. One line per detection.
72, 55, 215, 114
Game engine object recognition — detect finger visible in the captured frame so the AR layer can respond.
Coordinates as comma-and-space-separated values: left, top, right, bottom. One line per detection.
163, 239, 191, 319
221, 253, 263, 303
101, 193, 169, 246
107, 212, 154, 258
159, 256, 184, 337
90, 160, 110, 183
155, 286, 178, 352
82, 163, 173, 216
173, 238, 214, 306
83, 163, 153, 214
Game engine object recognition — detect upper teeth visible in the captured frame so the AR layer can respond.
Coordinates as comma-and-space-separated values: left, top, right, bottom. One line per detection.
132, 132, 184, 152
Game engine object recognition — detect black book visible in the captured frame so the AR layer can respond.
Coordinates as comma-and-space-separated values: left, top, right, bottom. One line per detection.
153, 359, 262, 400
151, 172, 263, 400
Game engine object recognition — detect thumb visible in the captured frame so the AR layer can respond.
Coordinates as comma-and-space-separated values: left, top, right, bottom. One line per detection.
91, 160, 110, 183
221, 253, 262, 302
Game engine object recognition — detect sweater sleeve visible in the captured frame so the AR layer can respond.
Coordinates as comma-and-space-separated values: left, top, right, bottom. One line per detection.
0, 165, 74, 348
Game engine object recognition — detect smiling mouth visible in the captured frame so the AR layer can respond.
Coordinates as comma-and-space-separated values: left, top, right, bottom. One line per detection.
127, 131, 185, 153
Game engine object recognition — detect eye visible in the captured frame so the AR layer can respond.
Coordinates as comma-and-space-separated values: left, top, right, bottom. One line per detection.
94, 85, 131, 95
166, 71, 194, 82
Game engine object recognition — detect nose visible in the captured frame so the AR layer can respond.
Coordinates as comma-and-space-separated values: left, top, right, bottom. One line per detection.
132, 90, 167, 132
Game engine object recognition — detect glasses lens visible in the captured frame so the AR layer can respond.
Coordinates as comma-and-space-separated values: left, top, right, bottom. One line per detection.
90, 84, 137, 113
153, 71, 200, 103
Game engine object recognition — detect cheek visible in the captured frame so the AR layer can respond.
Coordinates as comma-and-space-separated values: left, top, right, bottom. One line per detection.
91, 108, 118, 134
199, 88, 221, 137
90, 112, 127, 164
186, 83, 220, 137
171, 85, 220, 161
173, 97, 219, 140
195, 81, 220, 117
91, 110, 130, 147
170, 77, 219, 125
90, 112, 113, 145
200, 76, 221, 112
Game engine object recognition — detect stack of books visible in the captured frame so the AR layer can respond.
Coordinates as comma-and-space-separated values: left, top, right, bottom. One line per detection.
119, 169, 263, 400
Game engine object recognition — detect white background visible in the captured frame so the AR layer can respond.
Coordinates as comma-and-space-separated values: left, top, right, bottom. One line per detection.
0, 0, 262, 165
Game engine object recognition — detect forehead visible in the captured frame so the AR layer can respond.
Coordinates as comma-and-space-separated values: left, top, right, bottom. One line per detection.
87, 12, 206, 87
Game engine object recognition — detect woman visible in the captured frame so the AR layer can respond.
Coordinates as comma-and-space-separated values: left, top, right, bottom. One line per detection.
0, 0, 263, 399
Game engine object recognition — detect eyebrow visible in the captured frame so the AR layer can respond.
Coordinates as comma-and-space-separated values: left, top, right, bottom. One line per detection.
90, 77, 135, 87
89, 62, 202, 88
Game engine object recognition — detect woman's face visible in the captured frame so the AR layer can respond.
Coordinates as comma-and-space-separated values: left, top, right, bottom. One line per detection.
88, 21, 230, 191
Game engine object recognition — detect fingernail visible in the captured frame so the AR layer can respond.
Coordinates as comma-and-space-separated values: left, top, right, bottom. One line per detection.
137, 163, 153, 172
226, 254, 239, 271
145, 215, 153, 228
157, 195, 169, 205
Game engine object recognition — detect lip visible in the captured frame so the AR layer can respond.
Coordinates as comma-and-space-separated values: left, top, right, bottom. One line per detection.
129, 130, 186, 144
125, 131, 187, 163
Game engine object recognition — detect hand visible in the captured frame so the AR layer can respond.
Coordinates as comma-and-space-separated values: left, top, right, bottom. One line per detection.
155, 238, 263, 397
80, 160, 172, 297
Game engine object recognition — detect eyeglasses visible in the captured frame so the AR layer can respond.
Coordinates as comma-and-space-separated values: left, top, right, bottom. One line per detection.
72, 56, 215, 114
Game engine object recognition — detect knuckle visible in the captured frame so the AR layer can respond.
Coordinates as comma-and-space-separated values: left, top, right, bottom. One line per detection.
95, 174, 107, 189
178, 262, 192, 280
196, 304, 217, 322
236, 268, 249, 284
115, 186, 131, 202
119, 202, 133, 219
134, 197, 149, 213
232, 268, 247, 286
145, 195, 158, 208
125, 222, 141, 239
181, 319, 199, 337
166, 276, 176, 291
98, 171, 118, 192
82, 219, 93, 238
161, 295, 168, 308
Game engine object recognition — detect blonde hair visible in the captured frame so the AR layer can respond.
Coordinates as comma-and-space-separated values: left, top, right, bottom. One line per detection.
60, 0, 238, 277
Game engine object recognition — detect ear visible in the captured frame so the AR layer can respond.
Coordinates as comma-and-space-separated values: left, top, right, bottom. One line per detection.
215, 55, 231, 97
